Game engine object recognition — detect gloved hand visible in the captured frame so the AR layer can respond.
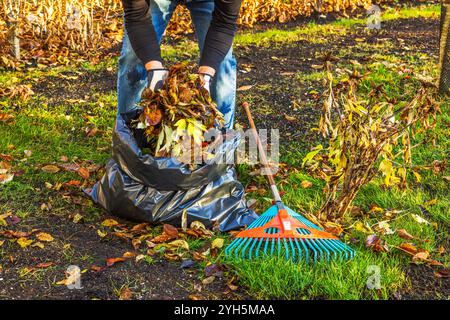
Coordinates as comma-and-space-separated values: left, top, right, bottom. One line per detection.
199, 73, 213, 93
147, 68, 169, 91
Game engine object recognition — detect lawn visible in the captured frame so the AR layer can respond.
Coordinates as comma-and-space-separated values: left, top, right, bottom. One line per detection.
0, 2, 448, 299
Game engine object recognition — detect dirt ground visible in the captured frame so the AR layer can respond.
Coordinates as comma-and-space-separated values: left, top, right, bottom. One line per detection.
1, 7, 448, 300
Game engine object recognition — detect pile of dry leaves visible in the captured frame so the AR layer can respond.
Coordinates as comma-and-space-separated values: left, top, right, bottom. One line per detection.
133, 63, 224, 164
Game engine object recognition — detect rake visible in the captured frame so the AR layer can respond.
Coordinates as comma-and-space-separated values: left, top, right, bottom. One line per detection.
225, 102, 355, 263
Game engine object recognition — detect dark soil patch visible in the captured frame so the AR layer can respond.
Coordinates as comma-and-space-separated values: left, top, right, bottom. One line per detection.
0, 214, 248, 300
396, 264, 449, 299
31, 69, 117, 107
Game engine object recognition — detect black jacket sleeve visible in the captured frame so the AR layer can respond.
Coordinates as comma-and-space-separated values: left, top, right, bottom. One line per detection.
122, 0, 162, 66
200, 0, 242, 72
122, 0, 242, 72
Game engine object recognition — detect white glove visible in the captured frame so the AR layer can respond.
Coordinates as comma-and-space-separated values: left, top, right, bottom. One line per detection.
147, 68, 169, 91
199, 73, 212, 93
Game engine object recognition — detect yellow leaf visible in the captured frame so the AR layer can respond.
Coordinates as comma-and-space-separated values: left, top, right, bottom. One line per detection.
424, 199, 437, 207
211, 238, 224, 249
354, 221, 373, 234
17, 237, 33, 248
36, 232, 54, 242
102, 219, 119, 227
168, 239, 189, 251
32, 242, 45, 249
97, 230, 107, 238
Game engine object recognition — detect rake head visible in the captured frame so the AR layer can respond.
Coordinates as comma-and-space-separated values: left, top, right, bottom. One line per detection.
225, 204, 355, 263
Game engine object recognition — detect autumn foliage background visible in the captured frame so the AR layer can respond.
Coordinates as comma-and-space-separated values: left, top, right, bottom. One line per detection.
0, 0, 389, 67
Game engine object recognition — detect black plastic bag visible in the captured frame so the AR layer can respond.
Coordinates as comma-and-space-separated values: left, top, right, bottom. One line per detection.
88, 111, 258, 232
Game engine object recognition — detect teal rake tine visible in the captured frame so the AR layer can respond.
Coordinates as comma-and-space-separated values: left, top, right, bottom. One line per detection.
248, 237, 259, 259
283, 239, 290, 261
255, 237, 264, 258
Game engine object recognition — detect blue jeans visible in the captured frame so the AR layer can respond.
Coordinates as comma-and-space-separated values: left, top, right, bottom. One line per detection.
117, 0, 237, 129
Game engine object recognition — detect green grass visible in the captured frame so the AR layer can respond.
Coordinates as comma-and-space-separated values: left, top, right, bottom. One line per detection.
227, 250, 406, 299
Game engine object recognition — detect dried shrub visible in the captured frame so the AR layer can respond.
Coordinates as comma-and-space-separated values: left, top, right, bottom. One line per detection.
303, 56, 441, 221
0, 0, 391, 68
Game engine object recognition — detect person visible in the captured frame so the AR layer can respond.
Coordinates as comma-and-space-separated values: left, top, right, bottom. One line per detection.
118, 0, 242, 129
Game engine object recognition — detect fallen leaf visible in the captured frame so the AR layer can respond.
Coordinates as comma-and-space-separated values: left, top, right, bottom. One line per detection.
412, 251, 430, 262
86, 127, 98, 138
369, 204, 384, 214
122, 251, 136, 259
399, 243, 418, 254
188, 294, 202, 300
300, 180, 313, 188
376, 221, 394, 235
151, 233, 174, 243
411, 214, 430, 225
41, 165, 60, 173
0, 173, 14, 184
211, 238, 224, 249
163, 224, 179, 238
97, 230, 107, 238
102, 219, 119, 227
119, 287, 133, 300
32, 242, 45, 249
168, 239, 189, 251
202, 275, 215, 285
397, 229, 415, 240
284, 114, 296, 121
17, 237, 33, 248
365, 234, 388, 252
434, 269, 449, 278
72, 213, 83, 223
60, 155, 69, 162
24, 150, 32, 157
36, 262, 55, 269
106, 257, 126, 267
423, 199, 437, 207
354, 221, 373, 234
36, 232, 54, 242
77, 167, 90, 179
237, 85, 253, 91
0, 112, 14, 122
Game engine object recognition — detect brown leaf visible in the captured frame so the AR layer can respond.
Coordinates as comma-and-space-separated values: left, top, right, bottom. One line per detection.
399, 243, 418, 255
237, 85, 253, 91
151, 233, 174, 243
86, 127, 99, 137
0, 113, 14, 122
119, 287, 133, 300
36, 262, 55, 269
163, 224, 179, 238
412, 251, 429, 262
77, 167, 90, 179
365, 234, 388, 252
397, 229, 415, 240
106, 257, 126, 267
